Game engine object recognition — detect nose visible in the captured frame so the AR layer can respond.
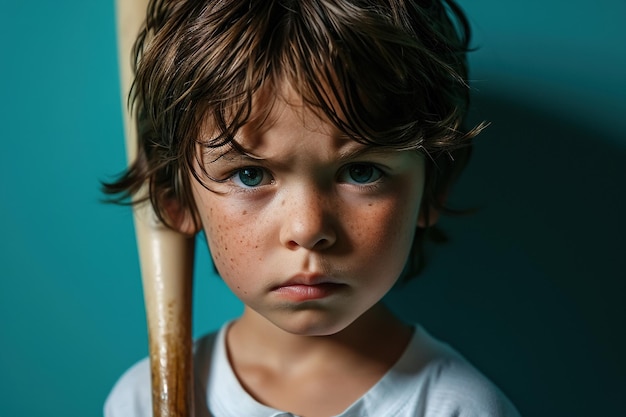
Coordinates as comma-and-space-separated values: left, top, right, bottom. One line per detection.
278, 186, 337, 251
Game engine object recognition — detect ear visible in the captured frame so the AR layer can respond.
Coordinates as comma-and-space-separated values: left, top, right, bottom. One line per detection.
417, 192, 447, 228
417, 203, 441, 228
163, 199, 200, 236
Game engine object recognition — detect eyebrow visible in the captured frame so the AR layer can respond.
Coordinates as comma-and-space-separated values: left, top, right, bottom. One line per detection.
205, 141, 396, 165
337, 144, 393, 160
205, 146, 263, 164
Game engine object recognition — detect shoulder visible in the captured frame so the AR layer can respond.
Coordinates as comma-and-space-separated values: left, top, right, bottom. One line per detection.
418, 357, 520, 417
103, 331, 220, 417
397, 326, 521, 417
103, 357, 152, 417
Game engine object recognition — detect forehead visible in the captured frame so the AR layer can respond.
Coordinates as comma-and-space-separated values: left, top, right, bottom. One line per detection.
200, 84, 359, 153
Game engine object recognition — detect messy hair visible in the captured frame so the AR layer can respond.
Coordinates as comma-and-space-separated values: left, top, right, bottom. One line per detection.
104, 0, 484, 279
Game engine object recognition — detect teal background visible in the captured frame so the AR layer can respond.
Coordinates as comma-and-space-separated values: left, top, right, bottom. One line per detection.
0, 1, 624, 416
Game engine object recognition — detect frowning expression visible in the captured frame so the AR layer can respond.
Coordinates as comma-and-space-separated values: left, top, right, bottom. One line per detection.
190, 92, 426, 336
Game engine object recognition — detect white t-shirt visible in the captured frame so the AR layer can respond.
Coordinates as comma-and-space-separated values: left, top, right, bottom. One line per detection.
105, 323, 520, 417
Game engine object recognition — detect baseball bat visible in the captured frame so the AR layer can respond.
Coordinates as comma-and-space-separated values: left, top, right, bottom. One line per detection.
114, 1, 196, 416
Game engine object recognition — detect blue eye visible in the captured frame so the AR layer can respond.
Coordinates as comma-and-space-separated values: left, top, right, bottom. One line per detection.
235, 167, 266, 187
342, 163, 383, 184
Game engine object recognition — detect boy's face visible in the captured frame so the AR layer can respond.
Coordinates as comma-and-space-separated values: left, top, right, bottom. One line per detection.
189, 90, 426, 336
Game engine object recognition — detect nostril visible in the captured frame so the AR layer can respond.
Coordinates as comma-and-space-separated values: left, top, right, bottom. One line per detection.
285, 235, 334, 251
313, 237, 333, 250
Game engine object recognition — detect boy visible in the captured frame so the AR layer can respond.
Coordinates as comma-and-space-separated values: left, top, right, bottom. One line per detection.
105, 0, 520, 416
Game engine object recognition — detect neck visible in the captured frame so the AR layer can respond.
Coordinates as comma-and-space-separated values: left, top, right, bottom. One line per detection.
227, 303, 412, 371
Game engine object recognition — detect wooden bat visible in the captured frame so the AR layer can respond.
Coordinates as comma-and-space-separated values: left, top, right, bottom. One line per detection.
114, 1, 196, 416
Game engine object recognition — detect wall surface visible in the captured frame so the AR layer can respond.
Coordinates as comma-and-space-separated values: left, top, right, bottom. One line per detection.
0, 1, 623, 416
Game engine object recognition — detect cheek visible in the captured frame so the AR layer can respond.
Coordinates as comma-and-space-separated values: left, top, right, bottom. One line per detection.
348, 198, 419, 264
202, 201, 266, 293
346, 180, 423, 273
201, 204, 263, 284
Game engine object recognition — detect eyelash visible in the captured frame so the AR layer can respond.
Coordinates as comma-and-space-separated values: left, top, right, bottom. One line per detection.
337, 163, 385, 186
221, 162, 386, 192
229, 166, 274, 189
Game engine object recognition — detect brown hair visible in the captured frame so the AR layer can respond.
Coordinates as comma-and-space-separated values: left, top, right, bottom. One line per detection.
104, 0, 484, 279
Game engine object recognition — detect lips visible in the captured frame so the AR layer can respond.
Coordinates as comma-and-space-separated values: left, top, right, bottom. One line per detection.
272, 274, 346, 302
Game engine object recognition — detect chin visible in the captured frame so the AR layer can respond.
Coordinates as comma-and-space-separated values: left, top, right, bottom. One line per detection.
271, 310, 358, 337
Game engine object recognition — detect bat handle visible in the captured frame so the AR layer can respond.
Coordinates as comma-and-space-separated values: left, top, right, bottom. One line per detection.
135, 207, 196, 417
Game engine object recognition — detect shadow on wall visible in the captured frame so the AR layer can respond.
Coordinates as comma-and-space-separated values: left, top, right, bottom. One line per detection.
385, 89, 626, 417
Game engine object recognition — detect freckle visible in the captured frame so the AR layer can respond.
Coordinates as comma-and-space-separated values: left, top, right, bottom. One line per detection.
281, 200, 285, 206
242, 210, 247, 215
368, 203, 373, 207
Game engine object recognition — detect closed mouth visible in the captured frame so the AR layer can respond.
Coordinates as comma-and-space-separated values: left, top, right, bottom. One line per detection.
272, 281, 347, 301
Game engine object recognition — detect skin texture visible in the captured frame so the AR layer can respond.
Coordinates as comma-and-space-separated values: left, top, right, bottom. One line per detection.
179, 89, 430, 415
191, 90, 426, 336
